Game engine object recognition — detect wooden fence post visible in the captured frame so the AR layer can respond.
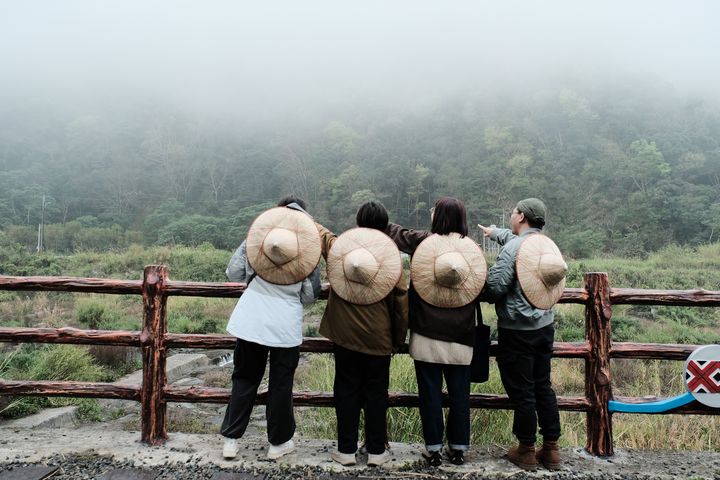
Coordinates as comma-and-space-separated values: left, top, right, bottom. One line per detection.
140, 265, 169, 445
584, 272, 613, 456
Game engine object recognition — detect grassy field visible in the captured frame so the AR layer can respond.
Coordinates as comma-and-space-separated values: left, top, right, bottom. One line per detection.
0, 242, 719, 449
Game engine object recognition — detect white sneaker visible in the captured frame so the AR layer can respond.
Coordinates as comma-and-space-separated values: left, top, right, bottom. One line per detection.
330, 450, 357, 466
267, 439, 295, 460
222, 438, 238, 459
367, 450, 391, 467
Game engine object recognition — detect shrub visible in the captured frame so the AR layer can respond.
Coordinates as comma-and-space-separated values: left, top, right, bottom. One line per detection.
76, 299, 106, 330
0, 344, 108, 419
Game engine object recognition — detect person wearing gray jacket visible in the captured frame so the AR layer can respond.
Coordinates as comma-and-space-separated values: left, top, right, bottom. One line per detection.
479, 198, 561, 471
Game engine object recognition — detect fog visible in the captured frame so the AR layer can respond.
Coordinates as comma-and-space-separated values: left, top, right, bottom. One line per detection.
1, 0, 719, 123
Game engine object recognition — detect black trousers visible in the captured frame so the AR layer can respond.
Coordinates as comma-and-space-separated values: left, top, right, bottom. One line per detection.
414, 360, 471, 450
497, 324, 561, 445
220, 338, 299, 445
333, 344, 391, 455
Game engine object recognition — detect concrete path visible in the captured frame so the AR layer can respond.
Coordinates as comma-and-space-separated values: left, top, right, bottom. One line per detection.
0, 426, 719, 479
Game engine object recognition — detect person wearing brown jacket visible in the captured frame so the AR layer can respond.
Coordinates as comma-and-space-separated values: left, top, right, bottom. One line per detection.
315, 201, 409, 468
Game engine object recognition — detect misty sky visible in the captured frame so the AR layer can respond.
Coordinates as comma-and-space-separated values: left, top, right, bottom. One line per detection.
1, 1, 719, 121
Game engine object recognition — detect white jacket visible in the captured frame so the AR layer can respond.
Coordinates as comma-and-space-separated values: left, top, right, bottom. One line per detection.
226, 273, 315, 348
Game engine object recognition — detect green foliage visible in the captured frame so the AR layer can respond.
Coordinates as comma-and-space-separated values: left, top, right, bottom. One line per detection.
27, 344, 107, 382
0, 344, 108, 419
76, 299, 108, 329
156, 214, 231, 249
167, 298, 224, 334
0, 243, 231, 281
2, 83, 720, 256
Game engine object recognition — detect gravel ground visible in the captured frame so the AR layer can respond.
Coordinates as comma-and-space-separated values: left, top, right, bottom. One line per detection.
2, 452, 719, 480
0, 427, 719, 479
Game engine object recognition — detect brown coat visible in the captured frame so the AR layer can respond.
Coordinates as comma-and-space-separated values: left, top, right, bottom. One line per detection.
316, 223, 409, 356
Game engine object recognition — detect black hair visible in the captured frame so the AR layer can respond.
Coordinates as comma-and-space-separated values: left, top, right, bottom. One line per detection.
527, 217, 545, 229
430, 197, 468, 237
277, 195, 307, 210
356, 201, 389, 231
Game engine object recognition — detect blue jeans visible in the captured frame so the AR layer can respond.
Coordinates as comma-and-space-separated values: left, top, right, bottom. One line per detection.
414, 360, 471, 451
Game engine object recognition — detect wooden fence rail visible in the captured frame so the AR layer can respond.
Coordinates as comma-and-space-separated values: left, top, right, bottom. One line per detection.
1, 267, 719, 456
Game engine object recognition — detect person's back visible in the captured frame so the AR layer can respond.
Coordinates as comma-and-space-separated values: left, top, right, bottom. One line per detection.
484, 226, 554, 330
315, 201, 408, 467
221, 196, 320, 462
385, 196, 482, 466
479, 197, 563, 471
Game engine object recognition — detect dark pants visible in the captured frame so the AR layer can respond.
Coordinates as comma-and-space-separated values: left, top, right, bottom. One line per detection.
414, 360, 471, 451
221, 338, 299, 445
333, 344, 391, 455
497, 324, 561, 445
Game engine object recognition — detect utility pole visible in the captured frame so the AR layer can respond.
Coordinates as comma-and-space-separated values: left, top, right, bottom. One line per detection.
36, 195, 45, 254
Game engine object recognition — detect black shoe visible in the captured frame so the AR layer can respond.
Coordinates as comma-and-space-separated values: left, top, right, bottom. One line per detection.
444, 446, 465, 465
422, 449, 442, 467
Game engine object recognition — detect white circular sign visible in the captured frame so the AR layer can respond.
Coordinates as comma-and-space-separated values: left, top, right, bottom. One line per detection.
684, 344, 720, 408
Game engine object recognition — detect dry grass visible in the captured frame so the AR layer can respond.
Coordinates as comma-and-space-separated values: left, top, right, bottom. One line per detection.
293, 353, 720, 451
200, 369, 232, 388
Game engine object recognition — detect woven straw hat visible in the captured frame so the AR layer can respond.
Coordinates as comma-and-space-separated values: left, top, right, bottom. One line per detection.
516, 234, 567, 309
411, 233, 487, 308
246, 207, 321, 285
327, 227, 402, 305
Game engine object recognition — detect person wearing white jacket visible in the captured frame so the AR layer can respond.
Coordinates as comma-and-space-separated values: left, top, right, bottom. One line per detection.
221, 197, 320, 461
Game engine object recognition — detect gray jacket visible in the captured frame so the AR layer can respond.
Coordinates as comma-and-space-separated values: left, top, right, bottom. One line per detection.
485, 227, 554, 331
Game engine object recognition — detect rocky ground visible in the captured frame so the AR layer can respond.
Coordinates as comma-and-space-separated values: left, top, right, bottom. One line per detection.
0, 427, 719, 479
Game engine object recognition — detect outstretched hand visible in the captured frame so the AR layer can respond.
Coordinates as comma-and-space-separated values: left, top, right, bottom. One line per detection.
477, 224, 493, 238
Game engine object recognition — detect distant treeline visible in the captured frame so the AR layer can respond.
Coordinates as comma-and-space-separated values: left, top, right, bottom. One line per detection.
1, 80, 719, 258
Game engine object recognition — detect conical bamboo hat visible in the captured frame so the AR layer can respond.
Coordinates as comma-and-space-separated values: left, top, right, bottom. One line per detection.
246, 207, 321, 285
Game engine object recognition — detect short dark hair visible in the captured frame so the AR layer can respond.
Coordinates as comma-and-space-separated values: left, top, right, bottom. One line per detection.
527, 217, 545, 229
356, 201, 389, 231
277, 195, 307, 210
431, 197, 468, 237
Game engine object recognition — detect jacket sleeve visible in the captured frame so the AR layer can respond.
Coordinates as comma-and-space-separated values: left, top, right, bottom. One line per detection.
489, 228, 516, 247
385, 222, 431, 255
300, 278, 316, 306
389, 272, 409, 352
226, 241, 249, 282
315, 222, 336, 260
308, 266, 322, 300
484, 243, 516, 303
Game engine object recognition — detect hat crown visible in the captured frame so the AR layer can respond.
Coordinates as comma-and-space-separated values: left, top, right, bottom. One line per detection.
343, 248, 379, 285
538, 254, 567, 286
262, 228, 298, 266
434, 251, 470, 287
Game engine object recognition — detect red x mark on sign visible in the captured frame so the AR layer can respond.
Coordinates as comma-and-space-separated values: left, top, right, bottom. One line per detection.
686, 360, 720, 393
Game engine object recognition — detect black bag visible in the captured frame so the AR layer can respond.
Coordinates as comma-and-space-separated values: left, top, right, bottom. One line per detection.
470, 322, 490, 383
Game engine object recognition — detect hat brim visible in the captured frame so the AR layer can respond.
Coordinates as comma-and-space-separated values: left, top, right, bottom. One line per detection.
411, 233, 487, 308
327, 228, 402, 305
246, 207, 321, 285
516, 234, 566, 310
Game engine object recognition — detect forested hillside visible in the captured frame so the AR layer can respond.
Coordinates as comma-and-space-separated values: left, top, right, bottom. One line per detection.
2, 79, 719, 258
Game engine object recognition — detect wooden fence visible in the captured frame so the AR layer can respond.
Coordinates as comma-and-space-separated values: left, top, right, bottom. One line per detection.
1, 266, 719, 456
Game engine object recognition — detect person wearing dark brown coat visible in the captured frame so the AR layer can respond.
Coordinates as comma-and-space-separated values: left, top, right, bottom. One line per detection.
385, 197, 481, 466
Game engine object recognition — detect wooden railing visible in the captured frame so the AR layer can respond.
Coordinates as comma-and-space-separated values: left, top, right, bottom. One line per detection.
1, 266, 719, 456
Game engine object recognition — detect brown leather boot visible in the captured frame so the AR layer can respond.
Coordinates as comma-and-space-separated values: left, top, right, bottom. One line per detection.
536, 440, 561, 470
507, 443, 536, 471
